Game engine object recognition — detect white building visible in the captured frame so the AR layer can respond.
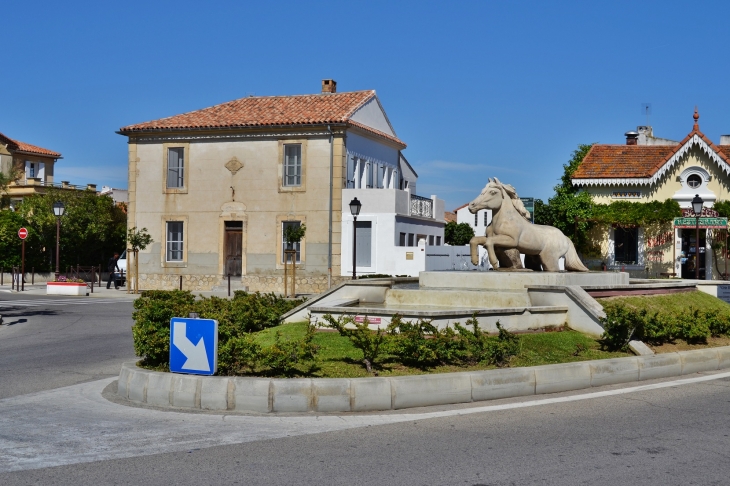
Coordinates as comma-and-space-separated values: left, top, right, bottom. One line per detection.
341, 156, 446, 277
455, 203, 491, 237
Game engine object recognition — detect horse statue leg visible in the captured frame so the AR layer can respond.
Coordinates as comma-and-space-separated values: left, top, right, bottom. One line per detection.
470, 236, 487, 265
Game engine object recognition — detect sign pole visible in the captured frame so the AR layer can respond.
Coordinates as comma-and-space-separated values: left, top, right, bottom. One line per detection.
21, 239, 25, 292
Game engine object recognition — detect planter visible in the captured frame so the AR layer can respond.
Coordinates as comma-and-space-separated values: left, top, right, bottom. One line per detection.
46, 282, 89, 296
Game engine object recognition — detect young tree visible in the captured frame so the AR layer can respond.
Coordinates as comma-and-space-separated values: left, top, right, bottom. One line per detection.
127, 226, 153, 294
444, 221, 475, 246
534, 144, 595, 250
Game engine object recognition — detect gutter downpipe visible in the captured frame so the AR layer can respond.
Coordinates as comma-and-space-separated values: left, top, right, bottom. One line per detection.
327, 125, 334, 289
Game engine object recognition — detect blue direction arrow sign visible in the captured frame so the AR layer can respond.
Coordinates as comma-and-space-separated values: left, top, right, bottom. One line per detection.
170, 317, 218, 375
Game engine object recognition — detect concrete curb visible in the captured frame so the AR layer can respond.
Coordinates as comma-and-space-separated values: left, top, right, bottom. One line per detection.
117, 346, 730, 413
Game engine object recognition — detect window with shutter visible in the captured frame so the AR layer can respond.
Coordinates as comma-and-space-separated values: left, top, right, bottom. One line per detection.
167, 148, 184, 188
283, 145, 302, 186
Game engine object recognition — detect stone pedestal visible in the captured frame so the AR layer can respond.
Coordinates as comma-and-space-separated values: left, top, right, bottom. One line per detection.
418, 271, 629, 290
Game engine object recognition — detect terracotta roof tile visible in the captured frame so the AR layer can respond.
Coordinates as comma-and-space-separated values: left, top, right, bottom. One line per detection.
0, 131, 61, 157
119, 90, 406, 147
572, 144, 677, 179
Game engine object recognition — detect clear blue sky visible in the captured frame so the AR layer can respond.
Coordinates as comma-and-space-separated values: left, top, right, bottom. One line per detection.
4, 0, 729, 211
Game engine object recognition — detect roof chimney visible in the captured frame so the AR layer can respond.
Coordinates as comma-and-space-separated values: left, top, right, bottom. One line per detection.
321, 79, 337, 94
625, 131, 639, 145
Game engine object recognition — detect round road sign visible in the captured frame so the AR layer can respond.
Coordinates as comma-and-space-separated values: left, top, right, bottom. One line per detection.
18, 227, 28, 240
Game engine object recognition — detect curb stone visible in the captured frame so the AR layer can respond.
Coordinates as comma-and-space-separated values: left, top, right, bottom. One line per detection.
117, 345, 730, 413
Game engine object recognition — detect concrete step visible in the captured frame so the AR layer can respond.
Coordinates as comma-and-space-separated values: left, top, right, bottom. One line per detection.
385, 288, 531, 308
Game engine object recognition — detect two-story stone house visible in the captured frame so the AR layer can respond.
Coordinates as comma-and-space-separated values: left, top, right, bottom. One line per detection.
118, 80, 440, 292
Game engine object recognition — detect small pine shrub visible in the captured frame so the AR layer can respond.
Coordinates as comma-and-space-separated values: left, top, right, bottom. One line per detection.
321, 314, 387, 372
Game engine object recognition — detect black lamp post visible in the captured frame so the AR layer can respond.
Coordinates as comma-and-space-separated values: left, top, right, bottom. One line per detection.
691, 194, 704, 280
52, 201, 65, 280
349, 197, 362, 279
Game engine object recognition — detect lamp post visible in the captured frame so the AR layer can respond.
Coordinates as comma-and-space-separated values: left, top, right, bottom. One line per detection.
349, 197, 362, 279
691, 194, 704, 280
52, 201, 65, 280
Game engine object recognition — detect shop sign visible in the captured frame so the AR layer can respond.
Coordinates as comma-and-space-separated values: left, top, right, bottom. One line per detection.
673, 217, 728, 229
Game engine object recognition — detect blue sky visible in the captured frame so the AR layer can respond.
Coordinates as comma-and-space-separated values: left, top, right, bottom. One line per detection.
4, 0, 729, 211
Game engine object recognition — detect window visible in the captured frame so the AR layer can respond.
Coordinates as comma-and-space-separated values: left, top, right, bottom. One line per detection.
27, 162, 36, 178
408, 233, 414, 247
436, 236, 442, 246
687, 174, 702, 189
282, 221, 302, 263
166, 221, 184, 261
366, 162, 374, 188
376, 165, 385, 188
346, 156, 356, 188
474, 212, 478, 226
429, 235, 434, 246
614, 227, 638, 264
399, 232, 406, 246
484, 211, 488, 226
283, 145, 302, 186
167, 148, 184, 188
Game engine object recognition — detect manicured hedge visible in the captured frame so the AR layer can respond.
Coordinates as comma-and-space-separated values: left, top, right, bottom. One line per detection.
132, 290, 306, 372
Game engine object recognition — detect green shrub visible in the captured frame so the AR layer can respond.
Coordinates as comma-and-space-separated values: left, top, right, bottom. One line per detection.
132, 290, 305, 369
386, 315, 520, 369
132, 290, 196, 366
386, 316, 441, 367
321, 314, 387, 372
258, 324, 319, 376
599, 303, 722, 350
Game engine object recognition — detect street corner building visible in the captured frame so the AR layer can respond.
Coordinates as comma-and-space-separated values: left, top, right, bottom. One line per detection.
571, 109, 730, 280
117, 80, 445, 293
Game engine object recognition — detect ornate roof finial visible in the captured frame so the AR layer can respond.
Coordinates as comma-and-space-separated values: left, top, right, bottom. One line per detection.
693, 106, 699, 130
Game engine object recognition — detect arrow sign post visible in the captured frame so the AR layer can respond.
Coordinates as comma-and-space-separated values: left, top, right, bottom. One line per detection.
169, 317, 218, 375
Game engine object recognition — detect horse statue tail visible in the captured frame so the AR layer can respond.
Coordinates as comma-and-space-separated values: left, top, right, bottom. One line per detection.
564, 239, 589, 272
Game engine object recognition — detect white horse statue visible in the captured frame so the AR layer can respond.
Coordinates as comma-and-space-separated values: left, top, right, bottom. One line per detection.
468, 178, 589, 272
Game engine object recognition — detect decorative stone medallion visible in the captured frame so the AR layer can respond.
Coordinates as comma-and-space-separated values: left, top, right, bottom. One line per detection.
225, 157, 243, 175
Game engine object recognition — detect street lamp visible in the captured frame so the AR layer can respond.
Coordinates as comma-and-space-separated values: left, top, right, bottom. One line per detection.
53, 200, 65, 280
349, 197, 362, 279
691, 194, 704, 280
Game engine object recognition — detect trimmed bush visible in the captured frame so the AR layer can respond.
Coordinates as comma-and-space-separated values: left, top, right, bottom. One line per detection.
132, 290, 305, 369
599, 302, 730, 351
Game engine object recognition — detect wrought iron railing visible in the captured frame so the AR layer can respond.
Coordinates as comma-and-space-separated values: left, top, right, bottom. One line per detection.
410, 194, 433, 218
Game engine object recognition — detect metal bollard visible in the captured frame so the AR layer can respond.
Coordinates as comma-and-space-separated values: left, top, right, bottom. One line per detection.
179, 275, 182, 291
1, 266, 3, 286
32, 267, 34, 285
228, 273, 231, 297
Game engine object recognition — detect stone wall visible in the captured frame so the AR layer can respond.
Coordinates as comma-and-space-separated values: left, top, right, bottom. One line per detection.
138, 273, 349, 294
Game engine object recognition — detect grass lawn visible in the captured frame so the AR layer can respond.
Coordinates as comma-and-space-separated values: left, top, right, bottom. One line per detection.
253, 322, 631, 378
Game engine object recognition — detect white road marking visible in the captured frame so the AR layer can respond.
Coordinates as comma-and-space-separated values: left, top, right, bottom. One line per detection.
0, 299, 131, 308
0, 371, 729, 472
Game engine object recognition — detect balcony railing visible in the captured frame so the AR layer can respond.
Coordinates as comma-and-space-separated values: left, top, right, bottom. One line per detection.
10, 178, 94, 191
410, 194, 433, 218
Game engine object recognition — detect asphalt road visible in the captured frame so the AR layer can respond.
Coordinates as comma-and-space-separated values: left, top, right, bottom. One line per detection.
0, 292, 136, 399
1, 292, 729, 485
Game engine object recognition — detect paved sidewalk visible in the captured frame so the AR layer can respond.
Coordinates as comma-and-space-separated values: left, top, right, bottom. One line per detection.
0, 284, 274, 300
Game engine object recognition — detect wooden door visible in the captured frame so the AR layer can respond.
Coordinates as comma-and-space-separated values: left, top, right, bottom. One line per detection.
224, 222, 243, 276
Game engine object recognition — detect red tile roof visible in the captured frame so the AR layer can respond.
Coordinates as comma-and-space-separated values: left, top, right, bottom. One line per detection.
119, 90, 406, 147
573, 125, 730, 181
572, 145, 677, 179
0, 131, 61, 157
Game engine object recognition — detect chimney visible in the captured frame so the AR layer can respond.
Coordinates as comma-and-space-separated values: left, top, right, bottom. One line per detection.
721, 135, 730, 145
321, 79, 337, 94
625, 131, 639, 145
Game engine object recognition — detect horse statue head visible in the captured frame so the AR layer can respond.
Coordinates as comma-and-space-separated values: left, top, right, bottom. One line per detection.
468, 177, 531, 221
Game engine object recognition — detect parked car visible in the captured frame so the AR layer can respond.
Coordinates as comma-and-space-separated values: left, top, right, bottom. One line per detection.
114, 250, 127, 287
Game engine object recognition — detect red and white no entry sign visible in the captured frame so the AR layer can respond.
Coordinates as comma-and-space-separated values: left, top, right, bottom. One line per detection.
18, 227, 28, 240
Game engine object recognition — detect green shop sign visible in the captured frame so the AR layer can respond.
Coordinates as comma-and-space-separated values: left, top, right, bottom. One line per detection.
673, 217, 728, 229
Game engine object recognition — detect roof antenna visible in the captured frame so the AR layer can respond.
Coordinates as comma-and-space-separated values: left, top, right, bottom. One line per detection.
641, 103, 651, 126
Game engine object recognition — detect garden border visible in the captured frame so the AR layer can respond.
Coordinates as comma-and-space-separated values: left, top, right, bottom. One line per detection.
117, 345, 730, 413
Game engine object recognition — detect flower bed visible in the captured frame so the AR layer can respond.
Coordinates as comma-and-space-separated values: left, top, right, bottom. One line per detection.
47, 282, 88, 296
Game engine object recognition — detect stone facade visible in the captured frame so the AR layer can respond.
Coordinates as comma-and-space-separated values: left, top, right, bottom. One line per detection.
139, 272, 348, 293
